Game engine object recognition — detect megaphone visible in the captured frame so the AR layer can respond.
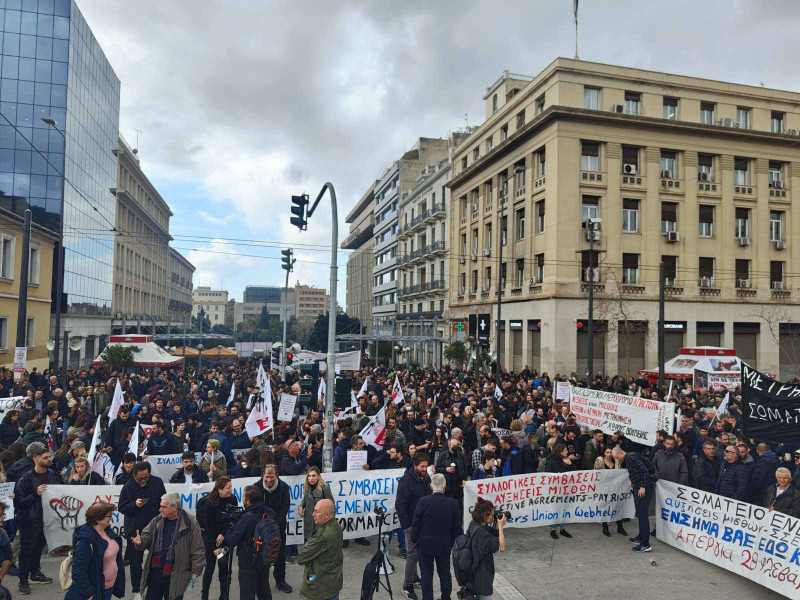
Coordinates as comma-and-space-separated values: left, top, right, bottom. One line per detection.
45, 339, 55, 351
69, 338, 83, 351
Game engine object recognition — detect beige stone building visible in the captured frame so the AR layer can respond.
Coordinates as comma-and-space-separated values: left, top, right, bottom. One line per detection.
193, 286, 228, 327
343, 184, 375, 327
112, 136, 172, 319
448, 59, 800, 378
168, 248, 195, 321
295, 284, 328, 319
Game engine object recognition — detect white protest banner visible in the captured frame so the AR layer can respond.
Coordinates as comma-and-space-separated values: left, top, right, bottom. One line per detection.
359, 407, 386, 449
463, 470, 635, 530
656, 480, 800, 597
708, 374, 740, 392
277, 393, 297, 422
570, 386, 674, 446
556, 381, 571, 403
346, 450, 368, 471
13, 346, 25, 381
144, 453, 200, 482
292, 350, 361, 372
0, 482, 14, 519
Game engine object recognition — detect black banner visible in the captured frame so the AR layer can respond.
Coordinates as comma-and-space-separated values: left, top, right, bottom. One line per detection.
741, 363, 800, 444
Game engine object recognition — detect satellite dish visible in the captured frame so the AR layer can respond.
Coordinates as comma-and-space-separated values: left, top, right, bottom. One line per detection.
69, 338, 83, 351
290, 343, 301, 354
45, 339, 55, 351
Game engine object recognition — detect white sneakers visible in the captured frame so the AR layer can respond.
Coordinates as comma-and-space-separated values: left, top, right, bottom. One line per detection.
132, 593, 142, 600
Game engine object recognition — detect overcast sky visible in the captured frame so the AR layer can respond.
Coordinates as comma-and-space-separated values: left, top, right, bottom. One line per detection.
77, 0, 800, 310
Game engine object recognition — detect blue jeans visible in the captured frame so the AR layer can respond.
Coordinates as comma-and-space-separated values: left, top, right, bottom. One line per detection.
385, 527, 406, 550
104, 589, 113, 600
549, 523, 565, 530
634, 485, 654, 545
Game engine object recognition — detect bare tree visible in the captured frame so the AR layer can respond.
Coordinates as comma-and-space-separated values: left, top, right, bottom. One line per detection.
746, 304, 799, 379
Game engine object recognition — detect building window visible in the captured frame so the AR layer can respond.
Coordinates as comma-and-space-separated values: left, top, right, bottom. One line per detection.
699, 257, 714, 284
28, 245, 39, 285
771, 112, 785, 134
461, 157, 467, 171
736, 107, 751, 129
492, 94, 498, 114
698, 205, 713, 237
624, 91, 641, 115
500, 124, 508, 141
536, 148, 546, 177
500, 262, 507, 289
515, 208, 525, 241
484, 266, 492, 289
472, 270, 478, 293
581, 251, 599, 282
500, 216, 507, 246
581, 196, 599, 225
660, 150, 677, 179
486, 136, 494, 152
770, 211, 783, 242
584, 87, 601, 110
0, 317, 7, 349
460, 272, 466, 291
661, 202, 677, 233
700, 102, 715, 125
662, 255, 677, 286
516, 111, 525, 129
25, 317, 34, 348
771, 261, 784, 287
486, 179, 493, 204
734, 157, 750, 185
735, 259, 750, 287
535, 95, 545, 115
663, 97, 678, 120
622, 199, 639, 233
0, 236, 14, 280
460, 233, 467, 256
472, 228, 479, 254
516, 259, 524, 287
536, 201, 545, 234
698, 154, 714, 181
769, 161, 783, 187
485, 223, 493, 249
535, 253, 544, 282
581, 142, 599, 171
622, 146, 639, 172
622, 254, 639, 284
473, 148, 480, 161
735, 207, 750, 239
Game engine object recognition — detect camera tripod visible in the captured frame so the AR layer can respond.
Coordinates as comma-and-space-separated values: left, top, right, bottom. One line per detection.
365, 507, 394, 600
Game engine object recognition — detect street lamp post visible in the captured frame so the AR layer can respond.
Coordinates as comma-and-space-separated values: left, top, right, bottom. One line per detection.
42, 118, 66, 375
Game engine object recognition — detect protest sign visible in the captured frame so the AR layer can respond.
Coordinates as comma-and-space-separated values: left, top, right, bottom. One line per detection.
277, 393, 297, 421
42, 468, 406, 549
463, 469, 634, 530
144, 453, 200, 482
656, 480, 800, 597
292, 350, 361, 372
741, 362, 800, 444
346, 450, 368, 471
570, 386, 674, 446
0, 482, 14, 519
695, 369, 739, 392
556, 381, 571, 402
491, 428, 512, 439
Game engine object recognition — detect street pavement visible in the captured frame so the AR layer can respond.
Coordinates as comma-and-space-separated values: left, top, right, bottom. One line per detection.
19, 523, 782, 600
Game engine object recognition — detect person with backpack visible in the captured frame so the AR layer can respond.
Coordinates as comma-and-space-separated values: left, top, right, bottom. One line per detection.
612, 445, 656, 553
296, 498, 343, 600
130, 492, 205, 600
198, 477, 238, 600
214, 485, 278, 600
457, 498, 506, 600
65, 501, 125, 600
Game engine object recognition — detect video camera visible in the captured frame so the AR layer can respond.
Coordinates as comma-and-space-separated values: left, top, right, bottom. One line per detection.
494, 509, 511, 521
219, 504, 245, 531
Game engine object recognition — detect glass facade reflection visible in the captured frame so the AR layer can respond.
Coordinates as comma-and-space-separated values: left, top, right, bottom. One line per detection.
0, 0, 120, 317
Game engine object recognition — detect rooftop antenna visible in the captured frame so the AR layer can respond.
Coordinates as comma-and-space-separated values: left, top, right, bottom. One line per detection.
464, 113, 469, 129
573, 0, 579, 59
759, 81, 766, 87
134, 128, 142, 154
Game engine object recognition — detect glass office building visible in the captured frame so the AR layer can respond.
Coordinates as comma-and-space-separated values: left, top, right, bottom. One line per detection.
0, 0, 120, 323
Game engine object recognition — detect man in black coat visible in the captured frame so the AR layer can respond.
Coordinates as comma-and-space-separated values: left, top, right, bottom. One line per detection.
117, 462, 167, 598
168, 451, 209, 484
411, 473, 462, 600
715, 445, 749, 501
693, 439, 720, 492
396, 452, 431, 599
434, 437, 468, 512
144, 421, 179, 456
254, 464, 292, 594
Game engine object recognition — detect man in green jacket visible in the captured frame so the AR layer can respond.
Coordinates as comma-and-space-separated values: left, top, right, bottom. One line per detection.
297, 499, 343, 600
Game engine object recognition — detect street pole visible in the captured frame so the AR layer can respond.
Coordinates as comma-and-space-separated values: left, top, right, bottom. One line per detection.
136, 313, 141, 334
658, 261, 665, 394
182, 315, 187, 360
198, 316, 203, 370
587, 220, 595, 377
15, 209, 32, 379
496, 197, 504, 370
281, 267, 289, 382
61, 330, 69, 388
121, 312, 127, 335
166, 315, 171, 349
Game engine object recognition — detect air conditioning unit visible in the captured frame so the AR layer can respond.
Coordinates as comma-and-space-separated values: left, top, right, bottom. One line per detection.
481, 284, 490, 292
611, 104, 625, 113
458, 257, 466, 264
483, 249, 491, 257
585, 230, 602, 242
737, 279, 751, 288
623, 164, 637, 175
698, 277, 713, 287
698, 172, 709, 182
471, 254, 478, 262
660, 170, 673, 179
772, 180, 785, 189
664, 278, 676, 286
789, 129, 798, 135
529, 277, 538, 285
773, 281, 785, 290
666, 231, 680, 242
472, 203, 479, 212
737, 237, 751, 247
775, 240, 787, 250
718, 117, 735, 127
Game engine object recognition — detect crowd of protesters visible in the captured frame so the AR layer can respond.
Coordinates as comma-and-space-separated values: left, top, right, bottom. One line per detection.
0, 359, 793, 599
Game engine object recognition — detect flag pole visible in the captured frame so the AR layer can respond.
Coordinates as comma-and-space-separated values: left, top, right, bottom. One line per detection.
574, 0, 580, 59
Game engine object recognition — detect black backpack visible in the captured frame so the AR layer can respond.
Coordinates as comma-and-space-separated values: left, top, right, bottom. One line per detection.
359, 550, 383, 600
451, 530, 476, 586
249, 513, 282, 568
195, 496, 208, 531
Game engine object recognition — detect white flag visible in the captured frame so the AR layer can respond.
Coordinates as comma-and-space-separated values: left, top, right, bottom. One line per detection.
86, 416, 104, 477
357, 378, 368, 399
350, 390, 358, 409
494, 384, 503, 400
711, 392, 730, 424
227, 382, 235, 407
44, 416, 54, 457
318, 377, 326, 401
128, 424, 140, 458
676, 408, 682, 433
667, 379, 673, 401
108, 379, 124, 423
391, 376, 404, 405
358, 407, 386, 449
246, 398, 273, 437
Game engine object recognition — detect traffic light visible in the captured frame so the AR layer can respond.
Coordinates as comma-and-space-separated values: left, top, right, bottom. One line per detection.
285, 351, 293, 366
271, 343, 282, 367
290, 194, 309, 231
298, 361, 319, 409
334, 375, 352, 410
281, 248, 294, 272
